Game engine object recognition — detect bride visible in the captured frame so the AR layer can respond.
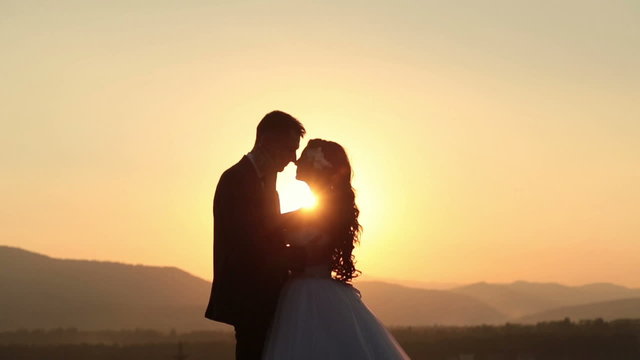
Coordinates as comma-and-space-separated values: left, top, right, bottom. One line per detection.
263, 139, 410, 360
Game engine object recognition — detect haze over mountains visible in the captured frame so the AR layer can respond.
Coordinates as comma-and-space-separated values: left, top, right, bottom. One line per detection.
2, 246, 640, 331
452, 281, 640, 319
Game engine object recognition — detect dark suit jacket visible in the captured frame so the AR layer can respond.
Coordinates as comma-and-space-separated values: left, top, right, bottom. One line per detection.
204, 156, 290, 326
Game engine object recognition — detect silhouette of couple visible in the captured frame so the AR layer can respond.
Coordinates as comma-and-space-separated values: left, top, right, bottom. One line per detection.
205, 111, 409, 359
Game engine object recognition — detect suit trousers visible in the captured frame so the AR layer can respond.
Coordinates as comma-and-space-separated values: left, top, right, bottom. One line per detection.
234, 316, 273, 360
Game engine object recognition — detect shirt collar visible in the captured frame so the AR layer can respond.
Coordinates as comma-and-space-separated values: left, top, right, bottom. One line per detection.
247, 147, 277, 177
246, 152, 264, 179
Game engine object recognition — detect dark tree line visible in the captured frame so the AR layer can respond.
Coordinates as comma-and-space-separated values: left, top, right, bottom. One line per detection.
395, 318, 640, 360
1, 318, 639, 360
0, 328, 233, 346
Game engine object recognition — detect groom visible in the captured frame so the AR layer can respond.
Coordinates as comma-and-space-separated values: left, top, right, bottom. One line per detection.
205, 111, 306, 360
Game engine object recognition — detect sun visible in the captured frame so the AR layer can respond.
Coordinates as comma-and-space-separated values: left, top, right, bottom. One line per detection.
278, 180, 317, 213
277, 166, 317, 213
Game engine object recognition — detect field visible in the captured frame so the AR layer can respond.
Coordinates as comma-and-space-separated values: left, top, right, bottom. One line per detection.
2, 319, 639, 360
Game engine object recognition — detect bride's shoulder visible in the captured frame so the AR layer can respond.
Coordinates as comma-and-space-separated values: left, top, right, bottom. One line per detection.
281, 209, 332, 247
281, 209, 321, 229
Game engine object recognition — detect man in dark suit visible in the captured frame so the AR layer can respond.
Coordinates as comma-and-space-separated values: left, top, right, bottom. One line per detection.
205, 110, 306, 360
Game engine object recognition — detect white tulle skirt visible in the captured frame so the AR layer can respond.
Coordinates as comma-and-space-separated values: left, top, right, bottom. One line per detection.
263, 273, 411, 360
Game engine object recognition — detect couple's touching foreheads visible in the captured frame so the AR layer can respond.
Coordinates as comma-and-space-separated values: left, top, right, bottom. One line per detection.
205, 111, 410, 360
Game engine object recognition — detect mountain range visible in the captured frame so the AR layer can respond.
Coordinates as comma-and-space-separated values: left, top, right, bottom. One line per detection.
2, 245, 639, 331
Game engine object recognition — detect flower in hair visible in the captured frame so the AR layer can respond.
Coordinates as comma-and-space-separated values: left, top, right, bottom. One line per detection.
306, 147, 333, 170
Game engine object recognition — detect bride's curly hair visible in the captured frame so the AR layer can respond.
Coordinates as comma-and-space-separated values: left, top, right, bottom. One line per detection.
306, 139, 362, 283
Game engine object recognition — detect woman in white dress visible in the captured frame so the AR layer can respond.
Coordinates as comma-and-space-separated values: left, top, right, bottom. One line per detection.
263, 139, 411, 360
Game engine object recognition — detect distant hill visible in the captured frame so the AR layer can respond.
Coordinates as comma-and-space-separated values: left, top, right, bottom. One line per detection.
0, 246, 507, 330
519, 298, 640, 323
359, 277, 461, 290
2, 245, 639, 331
452, 281, 640, 318
0, 245, 226, 332
356, 282, 507, 326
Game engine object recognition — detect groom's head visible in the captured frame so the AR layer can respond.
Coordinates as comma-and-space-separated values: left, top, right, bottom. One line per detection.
254, 110, 306, 172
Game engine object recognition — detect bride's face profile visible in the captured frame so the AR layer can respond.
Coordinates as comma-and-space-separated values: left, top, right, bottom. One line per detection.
295, 145, 332, 187
295, 147, 315, 183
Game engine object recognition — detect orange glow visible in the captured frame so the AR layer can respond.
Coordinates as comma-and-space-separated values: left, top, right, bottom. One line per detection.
2, 1, 639, 288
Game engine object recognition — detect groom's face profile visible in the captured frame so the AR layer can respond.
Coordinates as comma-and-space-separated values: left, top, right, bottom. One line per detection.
264, 130, 300, 172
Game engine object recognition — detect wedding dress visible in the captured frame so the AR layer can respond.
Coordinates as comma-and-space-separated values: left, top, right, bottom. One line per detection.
262, 227, 411, 360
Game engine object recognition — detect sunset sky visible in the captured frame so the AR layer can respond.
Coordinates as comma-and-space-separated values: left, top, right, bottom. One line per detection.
2, 1, 639, 287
